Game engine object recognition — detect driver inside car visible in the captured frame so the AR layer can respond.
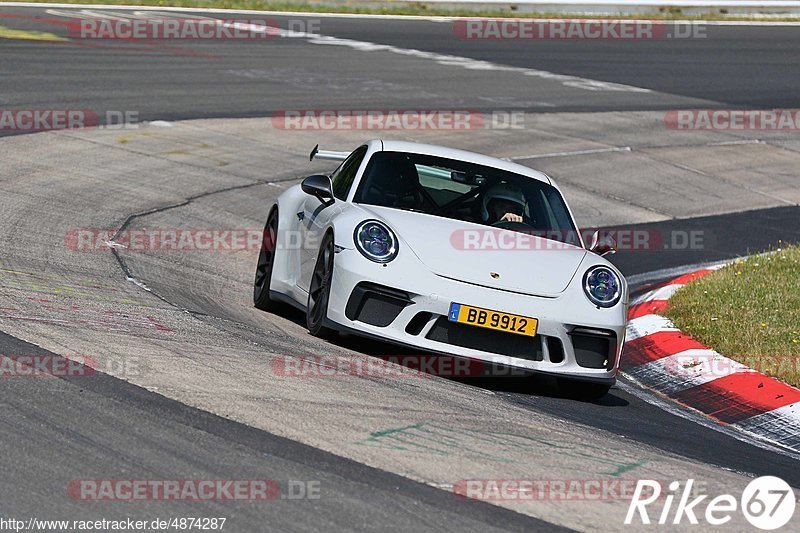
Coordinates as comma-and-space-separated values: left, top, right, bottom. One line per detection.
480, 182, 527, 224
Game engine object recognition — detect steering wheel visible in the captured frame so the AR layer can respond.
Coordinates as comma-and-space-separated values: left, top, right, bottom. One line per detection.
366, 183, 428, 210
490, 220, 534, 232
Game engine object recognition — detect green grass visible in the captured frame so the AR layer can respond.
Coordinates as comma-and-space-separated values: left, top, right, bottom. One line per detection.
11, 0, 800, 22
665, 244, 800, 387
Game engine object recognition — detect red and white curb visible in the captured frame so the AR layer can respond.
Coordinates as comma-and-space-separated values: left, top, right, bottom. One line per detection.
622, 266, 800, 453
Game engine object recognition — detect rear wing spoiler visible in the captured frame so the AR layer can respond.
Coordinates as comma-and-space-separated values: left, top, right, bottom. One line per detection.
309, 144, 349, 162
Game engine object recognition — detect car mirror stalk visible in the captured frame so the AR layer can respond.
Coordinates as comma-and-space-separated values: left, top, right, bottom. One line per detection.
301, 175, 335, 206
588, 230, 616, 256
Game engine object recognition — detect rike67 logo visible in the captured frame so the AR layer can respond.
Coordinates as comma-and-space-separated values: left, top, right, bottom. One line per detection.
625, 477, 796, 530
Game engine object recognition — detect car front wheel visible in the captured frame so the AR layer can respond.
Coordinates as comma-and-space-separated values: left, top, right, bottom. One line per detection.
307, 231, 335, 337
253, 208, 279, 311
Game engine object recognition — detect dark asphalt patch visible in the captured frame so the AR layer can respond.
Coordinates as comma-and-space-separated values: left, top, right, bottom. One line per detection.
609, 205, 800, 277
0, 331, 565, 531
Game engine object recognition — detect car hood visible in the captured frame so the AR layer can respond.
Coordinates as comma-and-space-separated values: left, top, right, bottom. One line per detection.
358, 205, 587, 297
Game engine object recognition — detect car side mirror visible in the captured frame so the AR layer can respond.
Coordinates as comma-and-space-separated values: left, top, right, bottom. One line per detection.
588, 230, 616, 256
301, 175, 335, 205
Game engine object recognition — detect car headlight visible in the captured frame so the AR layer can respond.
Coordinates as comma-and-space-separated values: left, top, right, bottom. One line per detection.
354, 220, 398, 263
583, 266, 621, 308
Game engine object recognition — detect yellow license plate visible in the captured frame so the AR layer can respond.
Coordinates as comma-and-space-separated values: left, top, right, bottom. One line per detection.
448, 303, 538, 337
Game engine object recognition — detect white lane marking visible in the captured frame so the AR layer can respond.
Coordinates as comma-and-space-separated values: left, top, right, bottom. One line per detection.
626, 313, 677, 341
127, 276, 152, 292
20, 2, 460, 20
45, 8, 136, 19
295, 33, 649, 92
11, 3, 800, 24
625, 259, 731, 287
477, 96, 555, 108
626, 348, 746, 396
505, 146, 631, 161
708, 139, 766, 146
42, 7, 649, 92
732, 402, 800, 452
617, 377, 800, 459
631, 283, 683, 305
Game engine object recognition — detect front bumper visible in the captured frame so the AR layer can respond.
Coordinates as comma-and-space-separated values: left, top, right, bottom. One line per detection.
326, 248, 627, 383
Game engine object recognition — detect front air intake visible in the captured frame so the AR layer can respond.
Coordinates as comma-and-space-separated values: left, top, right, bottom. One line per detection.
345, 282, 412, 327
568, 327, 616, 369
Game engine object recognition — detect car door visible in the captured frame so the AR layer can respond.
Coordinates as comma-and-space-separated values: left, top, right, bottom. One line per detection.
297, 145, 368, 292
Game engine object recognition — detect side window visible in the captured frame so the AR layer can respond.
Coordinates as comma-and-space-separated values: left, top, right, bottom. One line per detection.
332, 145, 368, 200
539, 187, 580, 246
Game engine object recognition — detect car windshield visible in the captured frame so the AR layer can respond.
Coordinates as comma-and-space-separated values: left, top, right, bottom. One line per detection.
352, 151, 581, 246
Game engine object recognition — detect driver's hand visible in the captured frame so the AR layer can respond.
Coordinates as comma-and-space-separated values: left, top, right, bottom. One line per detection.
501, 213, 523, 223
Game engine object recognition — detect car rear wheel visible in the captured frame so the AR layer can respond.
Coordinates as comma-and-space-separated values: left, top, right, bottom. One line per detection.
556, 378, 612, 400
307, 232, 335, 337
253, 208, 279, 311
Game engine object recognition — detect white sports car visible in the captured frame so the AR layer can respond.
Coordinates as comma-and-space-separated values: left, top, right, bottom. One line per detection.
254, 140, 627, 398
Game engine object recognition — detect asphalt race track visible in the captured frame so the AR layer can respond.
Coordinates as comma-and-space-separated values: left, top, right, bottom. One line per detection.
2, 8, 800, 123
1, 5, 799, 531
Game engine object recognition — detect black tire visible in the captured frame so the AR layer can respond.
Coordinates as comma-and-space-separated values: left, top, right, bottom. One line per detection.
253, 208, 279, 311
306, 231, 335, 337
556, 378, 612, 400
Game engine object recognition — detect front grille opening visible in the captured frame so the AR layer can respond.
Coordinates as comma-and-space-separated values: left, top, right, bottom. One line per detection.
546, 337, 565, 364
569, 329, 616, 369
405, 312, 432, 335
425, 316, 543, 361
345, 282, 412, 327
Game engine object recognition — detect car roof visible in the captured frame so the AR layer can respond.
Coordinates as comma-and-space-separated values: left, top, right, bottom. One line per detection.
373, 139, 552, 185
